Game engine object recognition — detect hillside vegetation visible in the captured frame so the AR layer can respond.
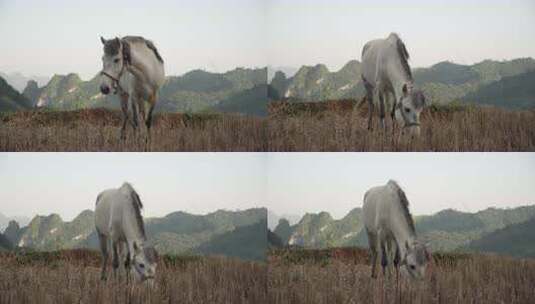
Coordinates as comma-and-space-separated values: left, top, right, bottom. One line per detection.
4, 208, 267, 261
270, 58, 535, 109
273, 205, 535, 257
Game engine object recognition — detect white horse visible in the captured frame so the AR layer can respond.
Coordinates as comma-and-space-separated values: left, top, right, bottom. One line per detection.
361, 33, 426, 137
362, 180, 429, 280
99, 36, 165, 139
95, 182, 158, 282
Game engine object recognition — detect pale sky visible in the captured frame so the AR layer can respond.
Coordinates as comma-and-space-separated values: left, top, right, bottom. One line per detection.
2, 1, 534, 80
0, 153, 267, 221
266, 153, 535, 219
266, 0, 535, 72
0, 0, 266, 80
1, 153, 534, 222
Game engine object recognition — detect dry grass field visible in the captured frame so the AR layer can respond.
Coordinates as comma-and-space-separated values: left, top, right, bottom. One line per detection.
268, 101, 535, 151
2, 102, 534, 151
0, 249, 267, 304
268, 247, 535, 304
0, 109, 267, 151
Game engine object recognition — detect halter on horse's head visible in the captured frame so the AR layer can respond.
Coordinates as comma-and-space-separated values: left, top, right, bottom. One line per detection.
99, 37, 131, 95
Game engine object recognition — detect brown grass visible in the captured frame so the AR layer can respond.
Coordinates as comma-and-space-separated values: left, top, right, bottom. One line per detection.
268, 101, 535, 151
3, 102, 534, 151
0, 108, 267, 151
268, 247, 535, 304
0, 249, 267, 304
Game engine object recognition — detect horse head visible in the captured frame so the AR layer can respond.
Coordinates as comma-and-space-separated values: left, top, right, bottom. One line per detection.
131, 241, 158, 282
401, 240, 430, 280
395, 84, 427, 137
99, 36, 130, 95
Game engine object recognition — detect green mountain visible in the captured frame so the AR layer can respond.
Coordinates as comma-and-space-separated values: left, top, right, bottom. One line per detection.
270, 58, 535, 108
273, 205, 535, 257
7, 208, 266, 261
0, 233, 13, 251
0, 76, 32, 111
21, 67, 267, 115
0, 72, 49, 92
195, 218, 267, 261
466, 217, 535, 258
462, 70, 535, 109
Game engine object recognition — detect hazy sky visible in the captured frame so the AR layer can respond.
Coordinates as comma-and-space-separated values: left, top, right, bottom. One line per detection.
1, 153, 534, 222
267, 0, 535, 71
266, 153, 535, 219
0, 153, 267, 221
0, 0, 266, 79
2, 1, 534, 80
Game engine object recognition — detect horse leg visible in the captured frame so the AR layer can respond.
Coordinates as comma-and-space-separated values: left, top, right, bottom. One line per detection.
379, 92, 386, 130
378, 229, 388, 278
130, 96, 139, 131
98, 233, 109, 281
367, 230, 378, 279
112, 242, 120, 280
120, 93, 129, 140
146, 92, 157, 131
393, 242, 401, 279
363, 80, 374, 131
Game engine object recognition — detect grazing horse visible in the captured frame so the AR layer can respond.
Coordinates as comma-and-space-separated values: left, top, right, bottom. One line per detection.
361, 33, 426, 137
99, 36, 165, 139
95, 182, 158, 282
362, 180, 429, 280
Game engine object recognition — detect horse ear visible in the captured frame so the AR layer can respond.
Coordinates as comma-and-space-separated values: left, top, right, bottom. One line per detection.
402, 84, 409, 96
100, 36, 106, 45
133, 241, 140, 253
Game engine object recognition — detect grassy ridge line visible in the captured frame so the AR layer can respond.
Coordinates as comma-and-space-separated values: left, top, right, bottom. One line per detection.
0, 249, 268, 304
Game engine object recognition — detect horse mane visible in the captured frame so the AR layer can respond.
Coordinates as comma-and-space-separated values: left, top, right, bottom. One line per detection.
387, 180, 415, 233
121, 182, 146, 239
389, 33, 413, 81
122, 36, 164, 64
361, 41, 371, 58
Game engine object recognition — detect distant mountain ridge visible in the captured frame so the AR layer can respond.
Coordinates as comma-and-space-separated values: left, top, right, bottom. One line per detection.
0, 72, 49, 92
3, 208, 266, 261
269, 58, 535, 109
11, 67, 267, 116
273, 205, 535, 257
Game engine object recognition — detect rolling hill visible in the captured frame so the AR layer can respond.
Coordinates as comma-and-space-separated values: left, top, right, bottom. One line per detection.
15, 67, 267, 116
4, 208, 267, 261
269, 58, 535, 109
273, 205, 535, 257
0, 76, 32, 111
466, 217, 535, 258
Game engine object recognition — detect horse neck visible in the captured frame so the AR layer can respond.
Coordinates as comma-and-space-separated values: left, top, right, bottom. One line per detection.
122, 202, 146, 243
390, 205, 416, 256
387, 60, 413, 101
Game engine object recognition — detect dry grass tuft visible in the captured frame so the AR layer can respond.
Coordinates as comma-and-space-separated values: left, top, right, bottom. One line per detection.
268, 247, 535, 304
268, 101, 535, 151
0, 249, 267, 304
0, 108, 267, 151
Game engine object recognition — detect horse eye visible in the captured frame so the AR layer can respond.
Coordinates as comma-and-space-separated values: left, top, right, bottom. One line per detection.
139, 263, 145, 268
114, 58, 120, 63
409, 264, 415, 270
405, 107, 411, 113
